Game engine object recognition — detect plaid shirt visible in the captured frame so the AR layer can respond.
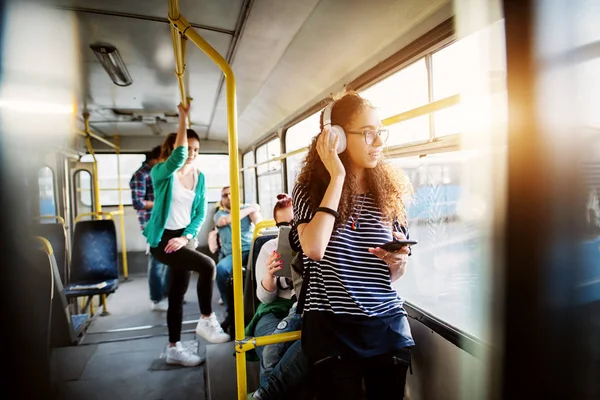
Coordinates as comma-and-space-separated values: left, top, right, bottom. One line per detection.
129, 162, 154, 230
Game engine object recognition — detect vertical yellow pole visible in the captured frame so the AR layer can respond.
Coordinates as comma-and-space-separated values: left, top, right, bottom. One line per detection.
114, 135, 129, 280
168, 2, 247, 397
84, 136, 101, 218
84, 112, 101, 218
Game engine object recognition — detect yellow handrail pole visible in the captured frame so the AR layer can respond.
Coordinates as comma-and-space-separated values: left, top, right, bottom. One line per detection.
34, 236, 54, 256
168, 1, 246, 397
84, 143, 101, 220
114, 135, 129, 280
169, 7, 188, 111
75, 211, 114, 223
83, 112, 101, 218
252, 219, 276, 241
76, 129, 117, 149
236, 331, 302, 354
32, 215, 66, 226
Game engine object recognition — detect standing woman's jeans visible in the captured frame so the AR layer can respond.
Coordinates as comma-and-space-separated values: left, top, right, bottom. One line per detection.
150, 228, 216, 343
148, 253, 170, 302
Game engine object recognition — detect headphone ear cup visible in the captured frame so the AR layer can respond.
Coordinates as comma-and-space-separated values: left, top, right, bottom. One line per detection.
330, 125, 346, 154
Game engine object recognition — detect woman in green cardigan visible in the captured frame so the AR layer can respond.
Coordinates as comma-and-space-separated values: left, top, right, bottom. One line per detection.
144, 103, 230, 367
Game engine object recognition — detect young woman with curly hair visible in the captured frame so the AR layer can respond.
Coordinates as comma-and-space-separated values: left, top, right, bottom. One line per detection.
290, 91, 414, 399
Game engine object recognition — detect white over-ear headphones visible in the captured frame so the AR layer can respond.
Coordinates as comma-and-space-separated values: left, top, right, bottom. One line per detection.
323, 101, 346, 154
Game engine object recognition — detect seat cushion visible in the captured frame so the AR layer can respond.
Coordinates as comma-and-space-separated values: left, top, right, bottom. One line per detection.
64, 278, 118, 297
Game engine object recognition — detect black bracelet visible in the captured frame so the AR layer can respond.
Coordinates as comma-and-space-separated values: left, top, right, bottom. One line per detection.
315, 207, 340, 219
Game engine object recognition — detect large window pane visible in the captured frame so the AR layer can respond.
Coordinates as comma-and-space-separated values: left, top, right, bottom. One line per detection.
38, 166, 56, 218
243, 151, 257, 204
386, 115, 430, 146
285, 111, 321, 153
258, 173, 282, 220
75, 170, 92, 210
195, 154, 230, 202
286, 151, 307, 190
81, 154, 145, 206
256, 138, 281, 175
361, 59, 429, 120
389, 152, 488, 339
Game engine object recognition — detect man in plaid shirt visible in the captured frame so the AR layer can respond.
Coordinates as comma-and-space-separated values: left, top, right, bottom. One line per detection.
130, 146, 170, 311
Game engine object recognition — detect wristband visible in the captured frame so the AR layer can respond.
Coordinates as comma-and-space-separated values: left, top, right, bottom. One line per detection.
315, 207, 339, 219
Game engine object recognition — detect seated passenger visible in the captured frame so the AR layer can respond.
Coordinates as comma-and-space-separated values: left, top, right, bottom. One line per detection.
143, 103, 230, 367
246, 194, 309, 400
214, 186, 262, 331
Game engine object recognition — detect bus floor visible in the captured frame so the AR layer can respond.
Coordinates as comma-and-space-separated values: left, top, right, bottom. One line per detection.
51, 271, 228, 400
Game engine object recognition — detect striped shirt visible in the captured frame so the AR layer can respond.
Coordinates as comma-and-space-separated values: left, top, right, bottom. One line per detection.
290, 183, 410, 318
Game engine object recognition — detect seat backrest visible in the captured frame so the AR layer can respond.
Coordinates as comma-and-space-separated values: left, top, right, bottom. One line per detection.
243, 234, 277, 324
48, 251, 78, 347
70, 219, 119, 284
25, 245, 55, 372
30, 222, 68, 285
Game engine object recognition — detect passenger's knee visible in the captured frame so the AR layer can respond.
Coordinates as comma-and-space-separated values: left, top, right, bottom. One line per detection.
216, 264, 230, 280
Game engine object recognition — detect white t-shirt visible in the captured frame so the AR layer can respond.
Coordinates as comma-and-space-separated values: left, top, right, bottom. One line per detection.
255, 238, 294, 304
165, 172, 197, 230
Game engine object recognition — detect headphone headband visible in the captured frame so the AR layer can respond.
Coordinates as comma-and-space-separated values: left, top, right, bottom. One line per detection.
323, 100, 334, 126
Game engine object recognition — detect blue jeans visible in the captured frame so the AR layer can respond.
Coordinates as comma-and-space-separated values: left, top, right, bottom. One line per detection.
215, 250, 249, 307
254, 308, 308, 399
261, 305, 302, 378
259, 340, 309, 400
148, 253, 169, 303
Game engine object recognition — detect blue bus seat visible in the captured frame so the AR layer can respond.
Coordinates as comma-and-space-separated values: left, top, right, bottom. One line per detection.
63, 219, 119, 313
46, 244, 89, 346
30, 221, 68, 285
25, 245, 55, 384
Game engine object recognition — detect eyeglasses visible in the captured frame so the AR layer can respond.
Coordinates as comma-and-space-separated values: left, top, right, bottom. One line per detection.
222, 193, 231, 198
345, 128, 389, 145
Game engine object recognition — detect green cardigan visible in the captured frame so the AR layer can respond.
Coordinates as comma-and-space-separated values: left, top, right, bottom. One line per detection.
143, 146, 207, 248
244, 298, 295, 361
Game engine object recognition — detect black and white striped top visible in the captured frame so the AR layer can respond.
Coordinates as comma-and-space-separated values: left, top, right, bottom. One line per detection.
291, 183, 410, 317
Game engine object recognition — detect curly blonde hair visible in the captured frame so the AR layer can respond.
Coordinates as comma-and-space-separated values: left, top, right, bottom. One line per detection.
295, 91, 412, 228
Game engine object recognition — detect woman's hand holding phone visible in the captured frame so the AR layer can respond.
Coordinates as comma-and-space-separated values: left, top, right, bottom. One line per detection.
368, 231, 411, 282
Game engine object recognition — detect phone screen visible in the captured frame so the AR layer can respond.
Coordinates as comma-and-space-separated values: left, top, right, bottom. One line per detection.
275, 225, 294, 278
380, 239, 417, 252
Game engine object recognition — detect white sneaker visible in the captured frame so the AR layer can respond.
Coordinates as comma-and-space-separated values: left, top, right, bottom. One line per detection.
151, 299, 168, 311
196, 313, 230, 343
165, 342, 203, 366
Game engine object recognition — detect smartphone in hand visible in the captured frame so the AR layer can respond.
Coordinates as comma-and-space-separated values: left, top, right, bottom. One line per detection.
379, 239, 417, 252
275, 225, 294, 278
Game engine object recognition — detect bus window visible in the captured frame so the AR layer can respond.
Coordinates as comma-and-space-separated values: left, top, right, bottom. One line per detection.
243, 151, 257, 204
81, 154, 145, 206
361, 58, 430, 146
389, 152, 490, 337
285, 111, 320, 188
74, 170, 92, 215
256, 138, 281, 219
195, 154, 230, 202
38, 166, 57, 218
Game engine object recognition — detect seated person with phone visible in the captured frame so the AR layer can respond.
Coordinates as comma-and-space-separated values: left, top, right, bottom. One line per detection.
245, 194, 309, 400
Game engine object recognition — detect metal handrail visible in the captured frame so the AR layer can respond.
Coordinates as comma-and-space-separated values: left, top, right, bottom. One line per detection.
168, 1, 247, 397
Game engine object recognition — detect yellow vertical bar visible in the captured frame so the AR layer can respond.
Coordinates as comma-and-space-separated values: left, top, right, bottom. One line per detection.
168, 3, 246, 397
84, 136, 101, 218
114, 135, 129, 280
83, 112, 101, 217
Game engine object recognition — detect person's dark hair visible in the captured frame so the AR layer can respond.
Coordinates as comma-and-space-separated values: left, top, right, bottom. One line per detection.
295, 90, 412, 228
159, 129, 201, 162
146, 146, 162, 162
273, 193, 292, 221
